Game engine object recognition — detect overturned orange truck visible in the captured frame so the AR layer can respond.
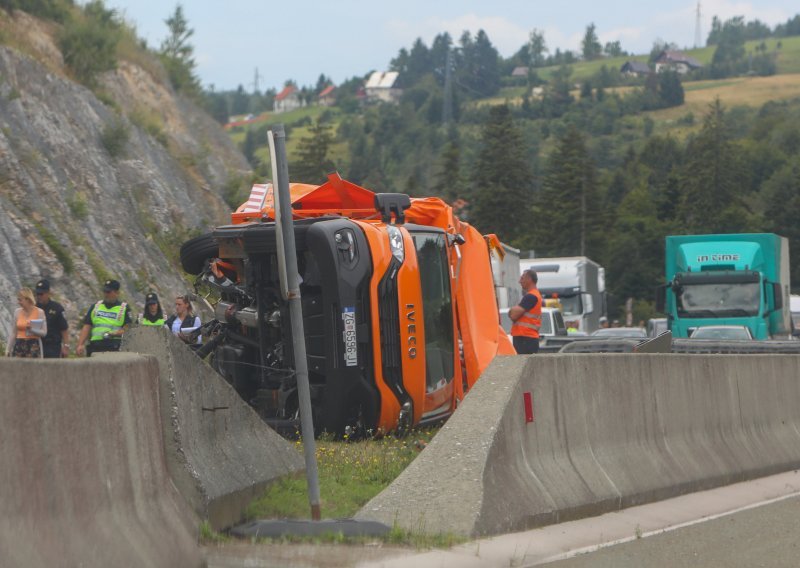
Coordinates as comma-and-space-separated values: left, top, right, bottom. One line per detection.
180, 173, 515, 436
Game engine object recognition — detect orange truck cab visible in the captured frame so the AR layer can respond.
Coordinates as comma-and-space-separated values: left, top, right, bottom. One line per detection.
180, 173, 514, 436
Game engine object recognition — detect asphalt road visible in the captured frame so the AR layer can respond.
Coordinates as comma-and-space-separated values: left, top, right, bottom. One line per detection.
542, 494, 800, 568
204, 471, 800, 568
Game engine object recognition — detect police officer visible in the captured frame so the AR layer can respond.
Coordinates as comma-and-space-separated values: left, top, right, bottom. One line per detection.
140, 292, 165, 326
76, 279, 132, 356
34, 279, 70, 358
509, 269, 543, 354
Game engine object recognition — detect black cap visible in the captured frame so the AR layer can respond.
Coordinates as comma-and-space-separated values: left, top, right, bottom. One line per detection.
35, 279, 50, 292
145, 292, 159, 305
103, 279, 121, 292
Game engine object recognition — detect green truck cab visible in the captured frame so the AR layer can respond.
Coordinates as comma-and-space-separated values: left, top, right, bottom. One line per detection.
658, 234, 791, 340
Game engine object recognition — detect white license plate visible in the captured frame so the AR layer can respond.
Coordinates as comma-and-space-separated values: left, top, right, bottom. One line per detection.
342, 307, 357, 367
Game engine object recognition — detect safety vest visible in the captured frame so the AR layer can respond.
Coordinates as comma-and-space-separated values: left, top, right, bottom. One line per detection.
140, 317, 165, 327
511, 288, 543, 339
90, 301, 128, 342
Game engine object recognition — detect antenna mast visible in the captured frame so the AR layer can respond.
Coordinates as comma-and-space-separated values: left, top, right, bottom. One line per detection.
694, 2, 702, 48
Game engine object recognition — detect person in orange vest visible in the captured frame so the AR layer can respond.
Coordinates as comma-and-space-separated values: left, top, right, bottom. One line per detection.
509, 269, 543, 354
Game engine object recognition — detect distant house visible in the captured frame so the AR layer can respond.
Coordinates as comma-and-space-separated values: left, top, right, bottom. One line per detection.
511, 66, 529, 77
620, 60, 651, 77
365, 71, 402, 104
654, 51, 702, 74
273, 85, 303, 113
318, 85, 336, 107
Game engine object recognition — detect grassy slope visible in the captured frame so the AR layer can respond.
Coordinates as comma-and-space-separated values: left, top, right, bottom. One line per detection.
228, 36, 800, 173
530, 35, 800, 82
247, 430, 438, 520
228, 106, 349, 171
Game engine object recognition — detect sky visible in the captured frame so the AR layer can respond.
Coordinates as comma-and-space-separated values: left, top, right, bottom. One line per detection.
100, 0, 798, 92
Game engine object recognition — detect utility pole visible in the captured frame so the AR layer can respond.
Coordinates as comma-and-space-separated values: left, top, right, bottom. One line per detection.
252, 67, 261, 94
268, 124, 321, 521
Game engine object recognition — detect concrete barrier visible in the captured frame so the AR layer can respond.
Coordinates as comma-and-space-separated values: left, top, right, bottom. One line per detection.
357, 354, 800, 536
122, 327, 304, 530
0, 354, 202, 568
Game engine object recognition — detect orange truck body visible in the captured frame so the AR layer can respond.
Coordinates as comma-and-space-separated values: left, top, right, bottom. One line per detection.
184, 173, 514, 435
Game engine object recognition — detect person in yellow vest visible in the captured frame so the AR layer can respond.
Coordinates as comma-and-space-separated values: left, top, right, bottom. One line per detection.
508, 269, 542, 354
140, 292, 166, 327
76, 279, 132, 356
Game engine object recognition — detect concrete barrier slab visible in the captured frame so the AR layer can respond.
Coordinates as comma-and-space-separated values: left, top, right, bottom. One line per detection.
122, 327, 304, 530
0, 355, 202, 568
358, 353, 800, 537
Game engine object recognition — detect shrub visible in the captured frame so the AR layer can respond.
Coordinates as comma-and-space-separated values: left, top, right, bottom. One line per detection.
59, 12, 119, 87
35, 224, 73, 274
129, 107, 167, 146
67, 193, 89, 220
0, 0, 70, 22
99, 118, 129, 157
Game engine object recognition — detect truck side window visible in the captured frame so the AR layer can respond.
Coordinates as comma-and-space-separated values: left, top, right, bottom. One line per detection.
412, 232, 455, 393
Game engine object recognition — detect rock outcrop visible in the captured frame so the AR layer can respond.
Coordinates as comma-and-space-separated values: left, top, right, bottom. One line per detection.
0, 15, 249, 340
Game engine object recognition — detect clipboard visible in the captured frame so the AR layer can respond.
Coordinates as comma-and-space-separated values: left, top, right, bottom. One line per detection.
29, 319, 45, 334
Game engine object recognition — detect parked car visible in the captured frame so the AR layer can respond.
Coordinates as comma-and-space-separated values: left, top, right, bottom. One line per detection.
499, 307, 567, 344
689, 325, 753, 340
590, 327, 647, 338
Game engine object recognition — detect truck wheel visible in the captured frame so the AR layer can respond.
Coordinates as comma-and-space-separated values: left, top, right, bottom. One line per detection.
180, 233, 217, 275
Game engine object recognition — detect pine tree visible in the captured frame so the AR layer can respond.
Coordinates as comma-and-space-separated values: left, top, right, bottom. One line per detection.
430, 132, 463, 203
605, 186, 664, 303
469, 105, 533, 246
291, 119, 336, 184
762, 158, 800, 283
658, 71, 684, 108
581, 23, 602, 61
160, 4, 200, 95
528, 29, 548, 68
678, 99, 751, 232
535, 126, 601, 256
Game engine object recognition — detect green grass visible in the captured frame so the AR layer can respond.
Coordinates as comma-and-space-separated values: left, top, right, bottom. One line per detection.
246, 524, 465, 549
239, 428, 470, 548
247, 430, 438, 520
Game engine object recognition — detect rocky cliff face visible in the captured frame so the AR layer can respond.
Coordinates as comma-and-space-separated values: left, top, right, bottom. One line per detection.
0, 14, 250, 342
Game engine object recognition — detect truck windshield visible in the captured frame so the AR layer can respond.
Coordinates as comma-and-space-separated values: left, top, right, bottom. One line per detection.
558, 294, 583, 317
677, 281, 760, 316
412, 232, 455, 393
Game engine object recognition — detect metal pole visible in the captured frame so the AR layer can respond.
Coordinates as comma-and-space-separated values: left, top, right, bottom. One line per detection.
271, 124, 321, 520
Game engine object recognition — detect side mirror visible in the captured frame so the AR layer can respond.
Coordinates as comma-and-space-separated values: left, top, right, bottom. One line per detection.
582, 294, 594, 314
655, 285, 666, 313
772, 282, 783, 311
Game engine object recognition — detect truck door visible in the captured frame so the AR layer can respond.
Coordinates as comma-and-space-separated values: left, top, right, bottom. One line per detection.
409, 229, 456, 422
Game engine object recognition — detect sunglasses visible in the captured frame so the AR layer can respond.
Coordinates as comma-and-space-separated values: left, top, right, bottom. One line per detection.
35, 291, 46, 296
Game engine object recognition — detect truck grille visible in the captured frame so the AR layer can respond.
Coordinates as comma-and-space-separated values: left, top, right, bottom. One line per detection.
377, 259, 404, 402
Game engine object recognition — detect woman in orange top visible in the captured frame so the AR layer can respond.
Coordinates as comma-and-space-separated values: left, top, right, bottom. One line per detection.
6, 288, 48, 358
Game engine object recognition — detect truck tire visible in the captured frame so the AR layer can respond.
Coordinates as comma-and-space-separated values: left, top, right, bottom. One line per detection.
180, 233, 217, 275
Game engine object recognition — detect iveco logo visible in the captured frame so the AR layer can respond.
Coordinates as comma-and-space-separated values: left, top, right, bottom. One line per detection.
406, 303, 417, 359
